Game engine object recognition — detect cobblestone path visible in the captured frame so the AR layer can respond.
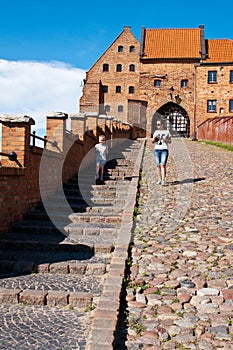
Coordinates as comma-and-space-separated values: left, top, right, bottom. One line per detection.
0, 138, 232, 350
124, 138, 233, 350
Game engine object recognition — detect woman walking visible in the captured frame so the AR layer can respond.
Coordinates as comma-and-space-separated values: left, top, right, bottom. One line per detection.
152, 120, 171, 186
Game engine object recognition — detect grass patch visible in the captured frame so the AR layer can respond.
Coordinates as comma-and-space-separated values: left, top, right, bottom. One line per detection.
84, 304, 96, 312
199, 140, 233, 152
129, 320, 146, 335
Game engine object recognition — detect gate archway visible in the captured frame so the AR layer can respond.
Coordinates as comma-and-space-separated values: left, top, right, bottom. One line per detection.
152, 102, 190, 137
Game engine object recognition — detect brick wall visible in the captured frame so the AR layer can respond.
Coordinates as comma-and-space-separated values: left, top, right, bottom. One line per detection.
80, 26, 141, 122
195, 65, 233, 129
79, 27, 233, 139
0, 113, 133, 234
198, 116, 233, 144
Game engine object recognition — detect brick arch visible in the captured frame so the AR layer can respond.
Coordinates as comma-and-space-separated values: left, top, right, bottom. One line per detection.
152, 102, 190, 137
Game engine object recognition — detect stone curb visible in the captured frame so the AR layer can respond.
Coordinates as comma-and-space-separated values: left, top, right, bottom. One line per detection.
0, 288, 93, 307
86, 139, 145, 350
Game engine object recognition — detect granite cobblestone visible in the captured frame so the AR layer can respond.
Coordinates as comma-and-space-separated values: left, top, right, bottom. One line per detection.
124, 138, 233, 350
0, 139, 232, 349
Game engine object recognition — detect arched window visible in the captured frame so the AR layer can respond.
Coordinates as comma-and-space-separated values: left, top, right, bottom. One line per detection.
129, 86, 134, 94
103, 63, 109, 72
129, 64, 135, 72
118, 45, 123, 52
116, 64, 122, 72
105, 105, 110, 112
116, 86, 121, 93
130, 46, 135, 52
118, 105, 123, 112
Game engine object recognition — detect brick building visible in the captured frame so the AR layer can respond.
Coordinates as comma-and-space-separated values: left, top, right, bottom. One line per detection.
79, 25, 233, 138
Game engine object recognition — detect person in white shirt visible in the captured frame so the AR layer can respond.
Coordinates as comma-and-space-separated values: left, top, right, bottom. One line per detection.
152, 120, 171, 186
95, 135, 109, 183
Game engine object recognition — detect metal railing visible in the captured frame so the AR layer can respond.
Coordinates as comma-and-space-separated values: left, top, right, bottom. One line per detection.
31, 131, 47, 148
0, 151, 22, 167
30, 131, 57, 148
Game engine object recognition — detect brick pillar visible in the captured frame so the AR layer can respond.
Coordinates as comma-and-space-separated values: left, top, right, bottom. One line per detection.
85, 112, 98, 135
70, 113, 86, 141
98, 114, 107, 133
0, 114, 35, 167
46, 111, 68, 152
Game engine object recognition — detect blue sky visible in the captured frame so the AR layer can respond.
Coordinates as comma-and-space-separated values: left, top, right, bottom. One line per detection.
0, 0, 233, 135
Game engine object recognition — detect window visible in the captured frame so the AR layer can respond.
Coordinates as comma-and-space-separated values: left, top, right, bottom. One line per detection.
207, 100, 217, 112
116, 64, 122, 72
103, 64, 109, 72
118, 45, 123, 52
130, 46, 135, 52
129, 64, 135, 72
105, 105, 110, 112
102, 85, 108, 93
118, 105, 123, 112
154, 80, 161, 87
230, 71, 233, 83
181, 79, 188, 88
208, 71, 217, 83
129, 86, 134, 94
229, 99, 233, 112
116, 86, 121, 93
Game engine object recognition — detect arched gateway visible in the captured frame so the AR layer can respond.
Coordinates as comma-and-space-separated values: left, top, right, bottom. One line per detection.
151, 102, 190, 137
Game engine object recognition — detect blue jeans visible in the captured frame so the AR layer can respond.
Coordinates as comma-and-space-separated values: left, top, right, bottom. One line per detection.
154, 149, 169, 166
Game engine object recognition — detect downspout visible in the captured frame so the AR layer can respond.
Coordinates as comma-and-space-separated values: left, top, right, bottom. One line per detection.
192, 25, 206, 140
192, 64, 198, 140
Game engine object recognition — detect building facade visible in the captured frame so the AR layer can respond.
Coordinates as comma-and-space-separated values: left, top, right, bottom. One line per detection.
79, 25, 233, 138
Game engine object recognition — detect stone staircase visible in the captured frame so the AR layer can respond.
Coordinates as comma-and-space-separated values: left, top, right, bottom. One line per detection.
0, 139, 142, 309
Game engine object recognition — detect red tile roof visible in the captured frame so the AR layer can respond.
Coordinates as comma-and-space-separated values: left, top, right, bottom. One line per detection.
206, 39, 233, 62
142, 28, 201, 59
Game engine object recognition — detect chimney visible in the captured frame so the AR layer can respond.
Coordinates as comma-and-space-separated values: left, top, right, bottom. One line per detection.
140, 27, 146, 59
199, 25, 207, 60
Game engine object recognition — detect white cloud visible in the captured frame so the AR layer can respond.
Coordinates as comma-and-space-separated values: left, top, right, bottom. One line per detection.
0, 59, 86, 135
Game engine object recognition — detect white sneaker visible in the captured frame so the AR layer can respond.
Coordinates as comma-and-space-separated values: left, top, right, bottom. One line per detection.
161, 180, 166, 186
156, 180, 161, 185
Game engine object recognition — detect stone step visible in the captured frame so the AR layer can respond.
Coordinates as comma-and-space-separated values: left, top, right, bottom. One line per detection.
0, 257, 108, 276
24, 204, 123, 221
0, 288, 94, 307
64, 222, 118, 237
28, 201, 90, 219
68, 212, 123, 225
0, 139, 142, 313
0, 237, 94, 253
11, 219, 70, 235
0, 233, 114, 255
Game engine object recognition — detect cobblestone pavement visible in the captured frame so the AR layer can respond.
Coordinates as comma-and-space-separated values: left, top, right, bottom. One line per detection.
0, 139, 143, 350
0, 139, 233, 350
0, 304, 92, 350
125, 138, 233, 350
